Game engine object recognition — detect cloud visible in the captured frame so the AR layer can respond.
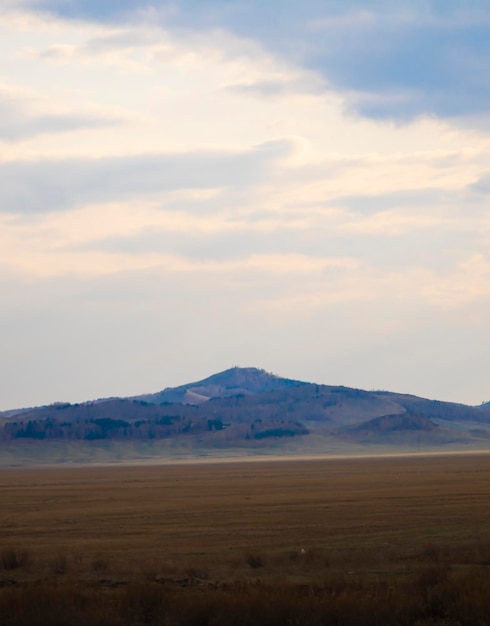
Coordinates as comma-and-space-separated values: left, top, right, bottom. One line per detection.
224, 76, 325, 99
0, 139, 292, 214
2, 238, 490, 409
62, 181, 476, 273
470, 173, 490, 194
35, 28, 165, 64
333, 188, 459, 215
0, 84, 122, 141
22, 0, 490, 124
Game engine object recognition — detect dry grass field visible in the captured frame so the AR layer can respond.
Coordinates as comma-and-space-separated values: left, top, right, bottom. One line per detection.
2, 453, 490, 625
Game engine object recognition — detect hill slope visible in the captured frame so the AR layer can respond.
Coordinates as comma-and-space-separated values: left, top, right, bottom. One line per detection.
1, 368, 490, 463
134, 366, 307, 405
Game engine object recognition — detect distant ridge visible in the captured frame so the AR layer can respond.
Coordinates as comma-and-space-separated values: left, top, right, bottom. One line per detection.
134, 366, 307, 405
2, 366, 490, 465
0, 406, 36, 418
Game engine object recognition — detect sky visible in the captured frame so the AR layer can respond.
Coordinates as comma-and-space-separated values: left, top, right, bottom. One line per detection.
1, 0, 490, 409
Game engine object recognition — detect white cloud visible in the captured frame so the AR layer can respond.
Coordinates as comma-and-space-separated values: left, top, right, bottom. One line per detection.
0, 139, 293, 214
0, 82, 123, 140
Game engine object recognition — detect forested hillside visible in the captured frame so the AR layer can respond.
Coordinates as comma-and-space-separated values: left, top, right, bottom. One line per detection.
1, 368, 490, 453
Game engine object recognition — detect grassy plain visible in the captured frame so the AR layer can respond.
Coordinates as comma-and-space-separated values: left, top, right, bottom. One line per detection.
2, 453, 490, 624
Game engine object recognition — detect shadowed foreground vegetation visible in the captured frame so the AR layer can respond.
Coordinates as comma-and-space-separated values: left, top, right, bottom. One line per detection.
2, 454, 490, 624
2, 548, 490, 625
1, 568, 490, 626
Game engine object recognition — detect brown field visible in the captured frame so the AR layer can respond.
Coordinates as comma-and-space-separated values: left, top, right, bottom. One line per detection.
2, 453, 490, 625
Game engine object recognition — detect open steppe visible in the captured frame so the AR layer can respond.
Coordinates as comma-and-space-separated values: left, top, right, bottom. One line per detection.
2, 453, 490, 625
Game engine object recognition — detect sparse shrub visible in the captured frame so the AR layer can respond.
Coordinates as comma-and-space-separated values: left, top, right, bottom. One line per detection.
71, 551, 84, 568
474, 535, 490, 565
288, 549, 300, 562
92, 556, 110, 574
1, 546, 30, 570
186, 566, 209, 579
284, 547, 329, 569
50, 553, 68, 575
119, 583, 167, 626
421, 543, 443, 564
244, 553, 265, 569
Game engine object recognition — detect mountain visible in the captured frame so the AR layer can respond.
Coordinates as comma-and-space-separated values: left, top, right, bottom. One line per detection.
133, 366, 307, 405
337, 412, 466, 446
1, 367, 490, 463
